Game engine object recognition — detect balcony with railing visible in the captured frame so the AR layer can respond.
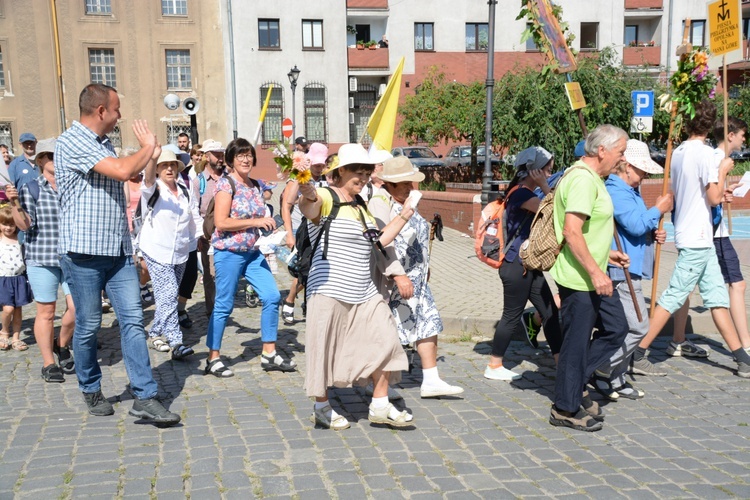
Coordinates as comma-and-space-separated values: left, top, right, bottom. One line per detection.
625, 0, 662, 9
623, 44, 661, 66
347, 0, 388, 9
348, 46, 389, 70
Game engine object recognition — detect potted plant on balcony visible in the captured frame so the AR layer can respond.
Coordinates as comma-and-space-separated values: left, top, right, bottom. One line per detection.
356, 40, 365, 50
648, 40, 655, 46
366, 40, 377, 50
347, 25, 356, 35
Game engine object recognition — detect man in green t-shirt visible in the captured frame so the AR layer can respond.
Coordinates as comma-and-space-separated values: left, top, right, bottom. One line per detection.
549, 124, 630, 432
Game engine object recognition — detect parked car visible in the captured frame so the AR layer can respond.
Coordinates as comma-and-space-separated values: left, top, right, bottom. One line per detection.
444, 145, 501, 168
730, 148, 750, 161
649, 144, 666, 167
391, 146, 445, 169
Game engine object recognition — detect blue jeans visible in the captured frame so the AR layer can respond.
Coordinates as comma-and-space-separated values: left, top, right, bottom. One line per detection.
207, 249, 280, 351
60, 253, 157, 399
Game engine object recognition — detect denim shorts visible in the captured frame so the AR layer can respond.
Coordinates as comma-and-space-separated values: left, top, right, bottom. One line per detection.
714, 237, 744, 284
26, 265, 71, 303
658, 247, 729, 313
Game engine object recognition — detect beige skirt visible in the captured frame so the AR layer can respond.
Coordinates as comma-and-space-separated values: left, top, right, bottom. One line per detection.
304, 293, 408, 398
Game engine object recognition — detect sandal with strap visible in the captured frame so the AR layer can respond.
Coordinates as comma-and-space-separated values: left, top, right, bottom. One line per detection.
589, 372, 619, 401
149, 336, 170, 352
11, 339, 28, 351
368, 402, 414, 428
205, 358, 234, 378
0, 335, 10, 351
171, 344, 194, 360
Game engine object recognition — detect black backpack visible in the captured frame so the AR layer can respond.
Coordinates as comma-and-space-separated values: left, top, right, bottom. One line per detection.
132, 182, 189, 238
290, 187, 370, 287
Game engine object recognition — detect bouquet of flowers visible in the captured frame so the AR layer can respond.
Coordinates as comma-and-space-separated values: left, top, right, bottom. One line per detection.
272, 141, 312, 183
659, 48, 718, 136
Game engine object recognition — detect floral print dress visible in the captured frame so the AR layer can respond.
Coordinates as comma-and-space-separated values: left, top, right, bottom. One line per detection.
384, 198, 443, 345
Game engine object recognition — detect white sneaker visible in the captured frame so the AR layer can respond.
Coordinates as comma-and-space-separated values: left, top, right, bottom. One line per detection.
484, 365, 522, 381
365, 383, 403, 401
420, 380, 465, 398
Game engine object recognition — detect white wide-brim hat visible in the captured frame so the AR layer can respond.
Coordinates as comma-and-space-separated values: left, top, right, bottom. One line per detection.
378, 156, 425, 183
624, 139, 663, 175
156, 149, 186, 172
199, 139, 225, 153
329, 143, 380, 172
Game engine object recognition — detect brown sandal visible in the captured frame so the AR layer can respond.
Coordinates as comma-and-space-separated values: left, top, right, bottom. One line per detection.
11, 339, 28, 351
0, 336, 10, 351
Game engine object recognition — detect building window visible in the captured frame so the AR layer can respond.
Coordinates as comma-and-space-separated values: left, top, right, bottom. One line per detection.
259, 19, 280, 49
303, 83, 327, 143
166, 122, 190, 145
162, 0, 187, 16
302, 20, 323, 49
414, 23, 434, 51
260, 84, 284, 144
624, 25, 638, 46
0, 47, 5, 89
580, 23, 598, 50
89, 48, 116, 87
688, 20, 706, 47
525, 23, 539, 51
85, 0, 111, 14
0, 123, 12, 151
165, 49, 191, 90
465, 23, 488, 51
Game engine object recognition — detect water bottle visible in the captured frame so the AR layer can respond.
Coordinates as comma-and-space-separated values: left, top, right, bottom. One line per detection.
274, 245, 298, 269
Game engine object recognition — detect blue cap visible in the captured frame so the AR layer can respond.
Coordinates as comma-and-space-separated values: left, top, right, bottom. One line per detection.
574, 140, 586, 158
163, 144, 181, 154
19, 133, 37, 143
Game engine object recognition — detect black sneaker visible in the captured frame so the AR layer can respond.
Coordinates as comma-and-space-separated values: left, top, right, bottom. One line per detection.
41, 364, 65, 383
171, 343, 194, 360
178, 310, 193, 328
83, 390, 115, 416
261, 352, 297, 372
129, 398, 181, 426
53, 343, 75, 374
521, 310, 540, 349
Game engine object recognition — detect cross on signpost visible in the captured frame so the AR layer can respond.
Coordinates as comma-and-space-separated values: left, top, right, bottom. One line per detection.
718, 0, 730, 20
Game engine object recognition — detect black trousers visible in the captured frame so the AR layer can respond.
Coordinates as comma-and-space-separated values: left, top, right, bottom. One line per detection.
492, 257, 562, 358
555, 284, 628, 413
178, 249, 199, 299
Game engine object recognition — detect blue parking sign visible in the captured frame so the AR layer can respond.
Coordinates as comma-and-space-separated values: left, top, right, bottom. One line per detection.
632, 91, 654, 117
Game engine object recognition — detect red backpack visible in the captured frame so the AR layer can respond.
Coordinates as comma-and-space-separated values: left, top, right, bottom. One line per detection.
474, 185, 529, 269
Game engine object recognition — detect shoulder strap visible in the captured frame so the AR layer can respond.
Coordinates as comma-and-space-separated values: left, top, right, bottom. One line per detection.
320, 187, 340, 260
178, 183, 189, 200
225, 175, 237, 197
146, 186, 161, 211
26, 179, 40, 203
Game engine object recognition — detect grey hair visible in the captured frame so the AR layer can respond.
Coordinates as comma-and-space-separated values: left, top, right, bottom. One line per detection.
583, 125, 628, 157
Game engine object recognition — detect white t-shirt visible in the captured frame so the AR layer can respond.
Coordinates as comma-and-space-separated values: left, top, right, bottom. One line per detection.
671, 139, 718, 249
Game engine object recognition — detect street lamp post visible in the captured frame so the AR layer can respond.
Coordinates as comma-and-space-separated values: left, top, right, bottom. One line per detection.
481, 0, 497, 206
288, 65, 301, 139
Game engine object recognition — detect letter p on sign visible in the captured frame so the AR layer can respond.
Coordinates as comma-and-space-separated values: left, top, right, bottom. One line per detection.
632, 91, 654, 118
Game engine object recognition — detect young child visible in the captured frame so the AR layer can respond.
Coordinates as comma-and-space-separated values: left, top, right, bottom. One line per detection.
0, 205, 32, 351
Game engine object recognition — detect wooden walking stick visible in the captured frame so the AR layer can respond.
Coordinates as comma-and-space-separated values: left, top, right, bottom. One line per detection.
613, 228, 642, 323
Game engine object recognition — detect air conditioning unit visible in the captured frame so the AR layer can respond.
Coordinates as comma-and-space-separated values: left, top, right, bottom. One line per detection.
349, 97, 355, 109
349, 112, 355, 124
349, 77, 358, 92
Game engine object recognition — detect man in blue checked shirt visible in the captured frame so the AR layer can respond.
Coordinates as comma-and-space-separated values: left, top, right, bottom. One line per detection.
56, 83, 180, 426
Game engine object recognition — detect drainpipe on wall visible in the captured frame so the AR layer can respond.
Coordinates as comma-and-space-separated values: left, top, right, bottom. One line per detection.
50, 0, 66, 132
227, 0, 238, 139
665, 0, 674, 80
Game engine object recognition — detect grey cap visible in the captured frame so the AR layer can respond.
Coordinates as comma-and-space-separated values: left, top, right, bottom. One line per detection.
514, 146, 553, 171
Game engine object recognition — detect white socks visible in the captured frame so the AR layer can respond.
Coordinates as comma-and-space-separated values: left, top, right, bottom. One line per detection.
422, 366, 440, 386
371, 396, 388, 409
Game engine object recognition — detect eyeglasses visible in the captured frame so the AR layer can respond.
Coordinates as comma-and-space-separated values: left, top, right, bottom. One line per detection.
236, 153, 254, 162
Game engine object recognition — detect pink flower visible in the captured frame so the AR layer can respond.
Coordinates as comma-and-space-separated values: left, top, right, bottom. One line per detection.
291, 152, 310, 172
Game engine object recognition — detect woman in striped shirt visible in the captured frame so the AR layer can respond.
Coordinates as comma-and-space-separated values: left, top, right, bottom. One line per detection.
298, 143, 416, 431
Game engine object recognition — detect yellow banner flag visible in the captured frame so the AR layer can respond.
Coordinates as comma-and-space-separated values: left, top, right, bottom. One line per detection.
366, 57, 405, 152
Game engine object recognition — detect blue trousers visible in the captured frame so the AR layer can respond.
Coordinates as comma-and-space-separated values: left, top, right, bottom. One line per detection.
61, 253, 157, 399
555, 284, 628, 413
207, 249, 281, 351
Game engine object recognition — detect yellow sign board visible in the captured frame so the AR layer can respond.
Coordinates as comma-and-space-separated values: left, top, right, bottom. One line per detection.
708, 0, 742, 56
564, 82, 586, 110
